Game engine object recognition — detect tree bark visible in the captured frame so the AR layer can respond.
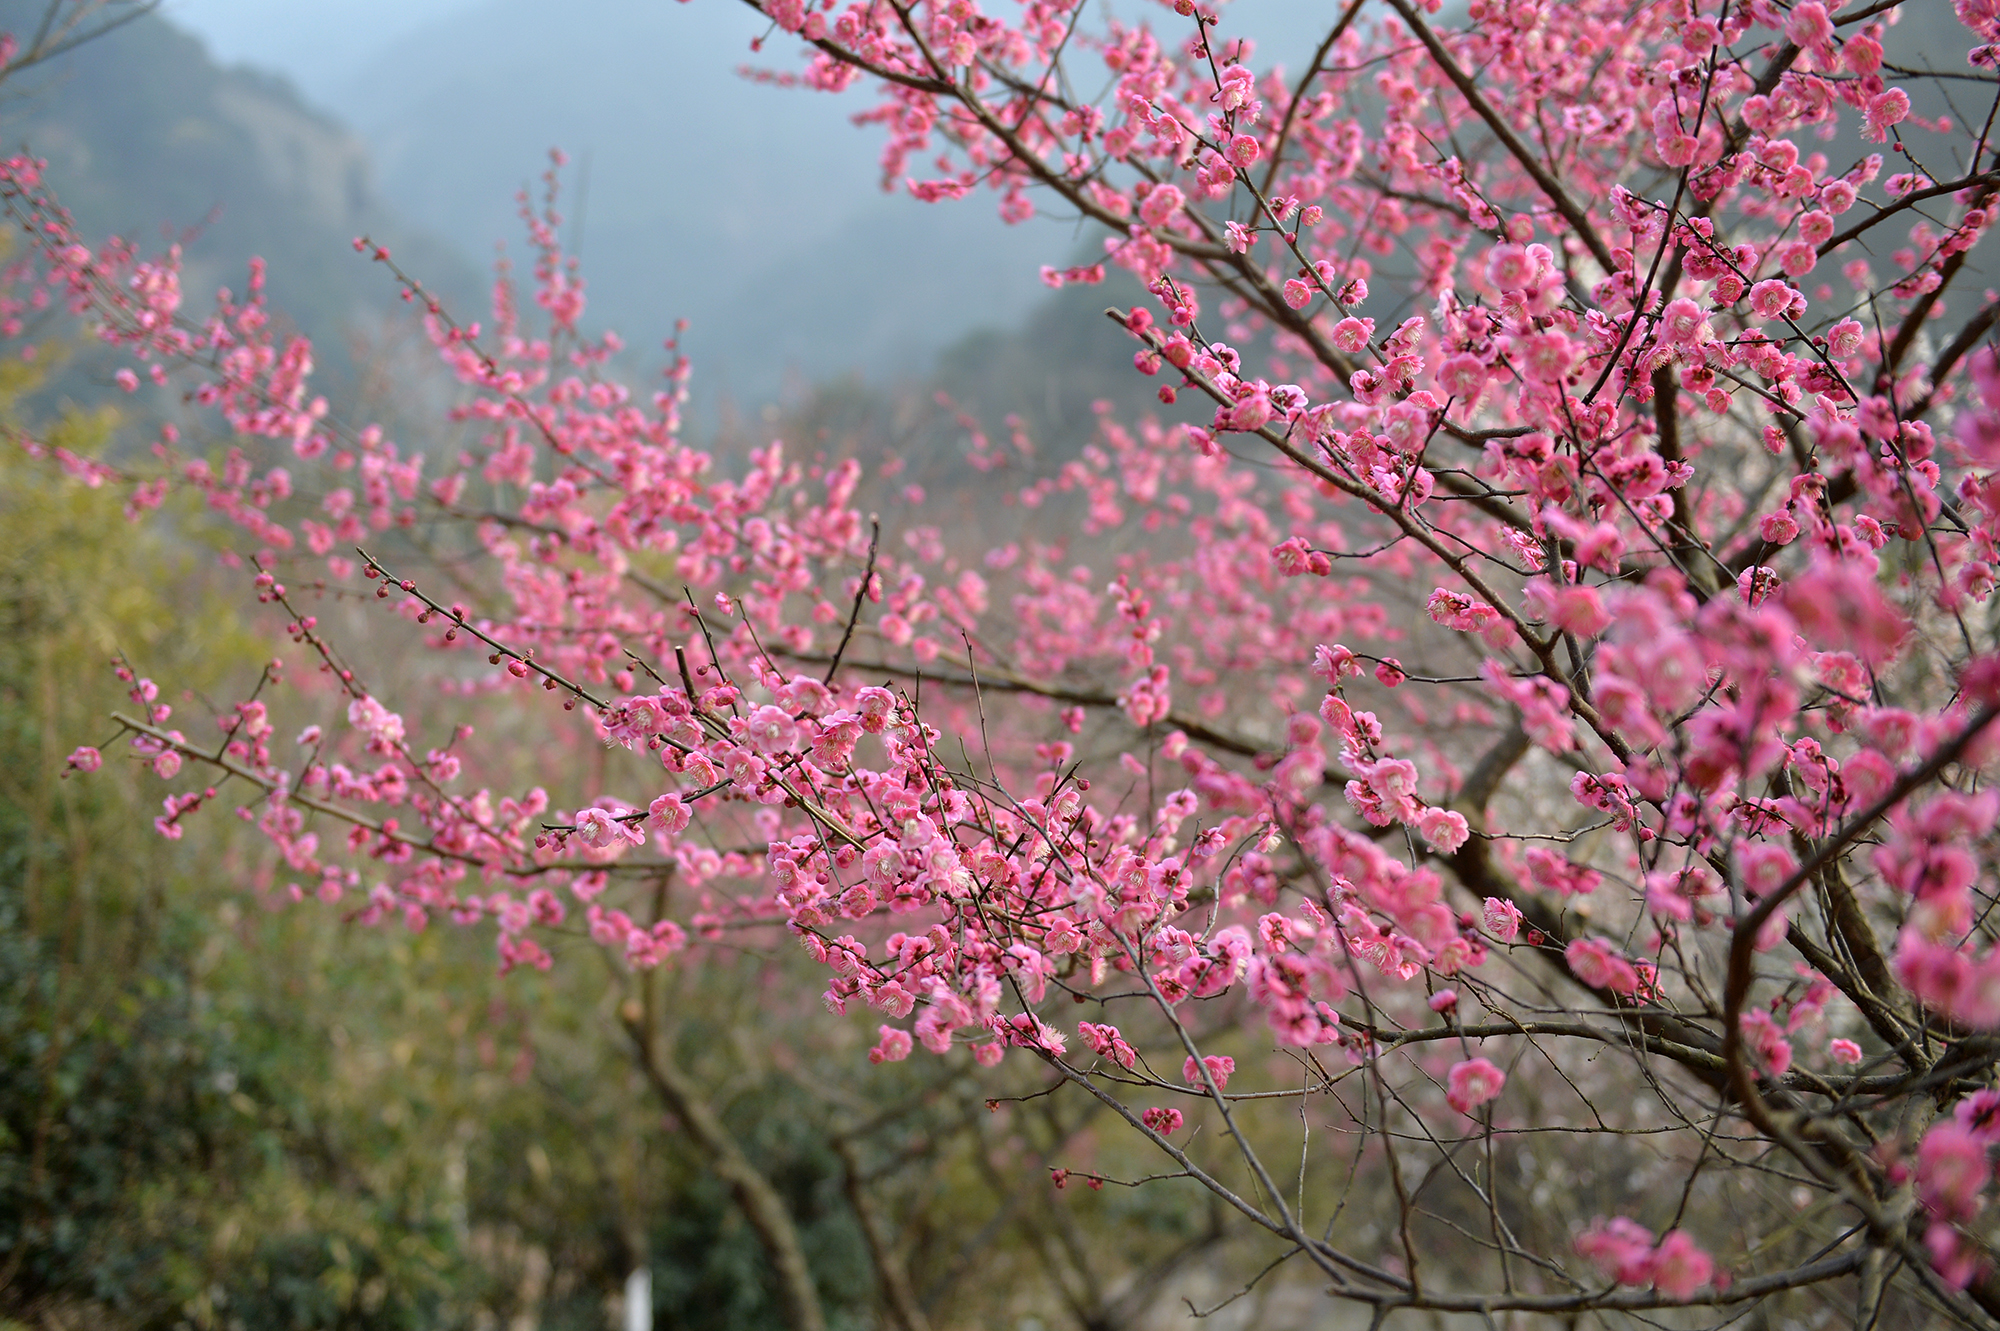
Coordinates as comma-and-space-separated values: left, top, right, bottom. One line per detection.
834, 1137, 930, 1331
622, 1013, 827, 1331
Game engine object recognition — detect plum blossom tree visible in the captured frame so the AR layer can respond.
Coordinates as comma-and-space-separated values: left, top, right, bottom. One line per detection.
20, 0, 2000, 1323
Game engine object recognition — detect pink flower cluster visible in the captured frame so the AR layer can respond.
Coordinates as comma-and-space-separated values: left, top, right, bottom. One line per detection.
1577, 1220, 1717, 1300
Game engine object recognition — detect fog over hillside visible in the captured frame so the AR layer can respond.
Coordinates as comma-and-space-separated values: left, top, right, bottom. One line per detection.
163, 0, 1330, 415
163, 0, 1075, 411
5, 0, 1979, 428
0, 1, 482, 399
43, 0, 1986, 421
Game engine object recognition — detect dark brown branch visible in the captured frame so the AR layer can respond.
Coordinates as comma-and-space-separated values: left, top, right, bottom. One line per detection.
1257, 0, 1367, 198
780, 649, 1352, 783
834, 1138, 931, 1331
1818, 170, 2000, 257
1883, 226, 1987, 384
1444, 727, 1732, 1090
1381, 0, 1616, 273
1910, 296, 2000, 418
824, 518, 880, 686
622, 1011, 828, 1331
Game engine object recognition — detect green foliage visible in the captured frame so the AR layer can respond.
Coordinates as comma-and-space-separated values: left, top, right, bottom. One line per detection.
642, 1079, 875, 1331
0, 387, 487, 1329
0, 887, 225, 1316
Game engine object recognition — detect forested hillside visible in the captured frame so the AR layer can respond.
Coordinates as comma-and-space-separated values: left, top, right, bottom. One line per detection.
0, 2, 477, 391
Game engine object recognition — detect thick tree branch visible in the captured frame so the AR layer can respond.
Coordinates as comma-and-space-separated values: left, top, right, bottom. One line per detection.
622, 1011, 828, 1331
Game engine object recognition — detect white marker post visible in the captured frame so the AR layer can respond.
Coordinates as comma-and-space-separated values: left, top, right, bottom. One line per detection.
623, 1267, 652, 1331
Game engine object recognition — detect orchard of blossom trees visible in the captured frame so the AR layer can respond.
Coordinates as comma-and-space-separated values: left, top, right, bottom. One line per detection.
18, 0, 2000, 1324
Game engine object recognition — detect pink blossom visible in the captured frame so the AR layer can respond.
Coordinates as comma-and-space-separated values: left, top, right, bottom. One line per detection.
1648, 1230, 1714, 1299
1077, 1021, 1138, 1069
1738, 1008, 1794, 1077
1659, 297, 1706, 345
1445, 1057, 1505, 1114
1331, 317, 1374, 352
1138, 184, 1184, 228
1918, 1120, 1988, 1220
1895, 931, 2000, 1028
1748, 278, 1801, 321
1435, 353, 1487, 399
647, 792, 691, 835
1784, 1, 1832, 46
65, 745, 101, 773
1758, 509, 1799, 545
1487, 243, 1535, 289
346, 695, 405, 749
1427, 588, 1501, 632
1313, 643, 1361, 681
1416, 805, 1469, 853
1566, 937, 1641, 994
1523, 847, 1602, 896
1735, 841, 1795, 898
1521, 583, 1610, 637
996, 1013, 1067, 1056
38, 13, 2000, 1314
1576, 1217, 1657, 1286
1481, 896, 1522, 942
1520, 331, 1576, 384
1957, 1088, 2000, 1141
744, 704, 800, 754
1782, 563, 1909, 665
868, 1025, 914, 1064
1928, 1220, 1981, 1289
854, 686, 896, 733
576, 807, 639, 851
1182, 1054, 1235, 1091
1865, 88, 1911, 140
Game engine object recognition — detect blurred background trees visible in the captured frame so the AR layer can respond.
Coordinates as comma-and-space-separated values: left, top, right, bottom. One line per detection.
0, 343, 484, 1327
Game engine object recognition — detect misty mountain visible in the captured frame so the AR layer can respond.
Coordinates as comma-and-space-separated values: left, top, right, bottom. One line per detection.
325, 0, 1080, 412
16, 0, 1983, 444
0, 3, 479, 391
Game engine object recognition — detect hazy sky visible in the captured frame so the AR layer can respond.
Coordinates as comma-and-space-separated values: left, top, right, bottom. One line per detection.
160, 0, 484, 100
160, 0, 1331, 107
